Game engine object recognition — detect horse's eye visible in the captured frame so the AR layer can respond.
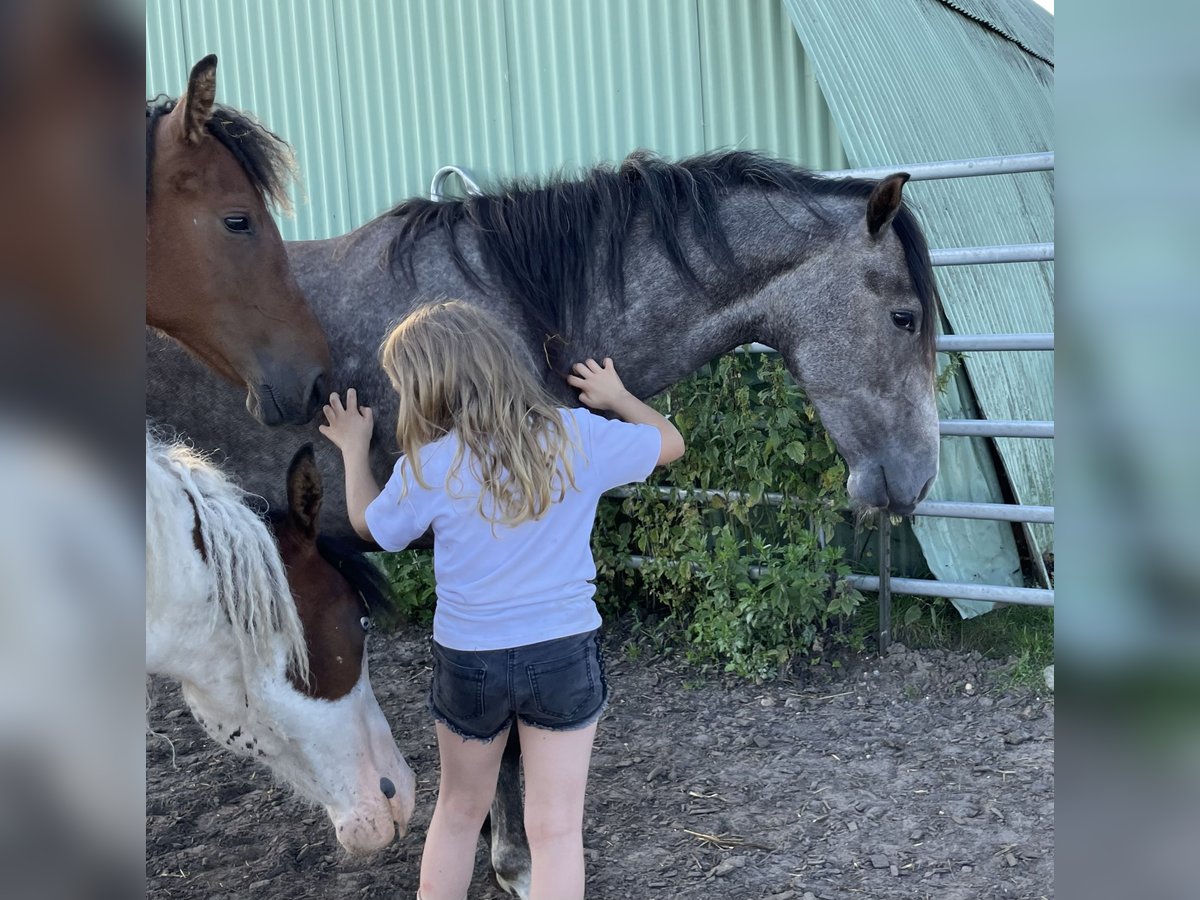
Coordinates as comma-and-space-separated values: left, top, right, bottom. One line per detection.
223, 215, 252, 234
360, 616, 373, 632
891, 310, 916, 332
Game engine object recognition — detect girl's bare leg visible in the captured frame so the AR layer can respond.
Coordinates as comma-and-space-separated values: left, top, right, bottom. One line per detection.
516, 720, 598, 900
418, 721, 511, 900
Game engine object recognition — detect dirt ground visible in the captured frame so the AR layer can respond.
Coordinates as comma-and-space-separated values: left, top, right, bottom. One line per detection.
146, 623, 1054, 899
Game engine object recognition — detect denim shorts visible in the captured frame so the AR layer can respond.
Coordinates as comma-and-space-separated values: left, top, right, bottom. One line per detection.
429, 629, 608, 742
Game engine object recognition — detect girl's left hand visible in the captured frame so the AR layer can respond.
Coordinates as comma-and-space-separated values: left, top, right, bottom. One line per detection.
319, 388, 374, 454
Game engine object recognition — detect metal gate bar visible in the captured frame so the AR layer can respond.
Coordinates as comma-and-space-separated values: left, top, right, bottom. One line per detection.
822, 151, 1054, 182
846, 574, 1055, 607
743, 333, 1055, 355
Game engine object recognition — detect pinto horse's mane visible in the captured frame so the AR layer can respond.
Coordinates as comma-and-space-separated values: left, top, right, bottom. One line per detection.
385, 149, 939, 363
145, 97, 296, 212
145, 430, 309, 683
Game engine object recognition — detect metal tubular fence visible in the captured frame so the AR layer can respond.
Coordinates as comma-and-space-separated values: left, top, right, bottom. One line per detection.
611, 150, 1056, 652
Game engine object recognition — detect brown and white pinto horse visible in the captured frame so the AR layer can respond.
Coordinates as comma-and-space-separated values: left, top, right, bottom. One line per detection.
146, 434, 415, 853
146, 55, 331, 426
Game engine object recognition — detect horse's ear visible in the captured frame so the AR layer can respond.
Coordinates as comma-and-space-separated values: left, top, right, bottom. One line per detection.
866, 173, 910, 237
179, 54, 218, 146
286, 445, 323, 540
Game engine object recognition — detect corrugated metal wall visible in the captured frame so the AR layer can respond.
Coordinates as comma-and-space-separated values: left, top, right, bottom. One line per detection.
146, 0, 847, 241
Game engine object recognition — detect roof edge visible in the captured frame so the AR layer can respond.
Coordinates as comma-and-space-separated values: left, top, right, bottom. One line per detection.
935, 0, 1054, 67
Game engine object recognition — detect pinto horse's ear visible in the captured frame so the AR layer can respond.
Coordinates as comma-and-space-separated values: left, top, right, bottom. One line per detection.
286, 444, 323, 541
866, 172, 910, 237
179, 54, 218, 146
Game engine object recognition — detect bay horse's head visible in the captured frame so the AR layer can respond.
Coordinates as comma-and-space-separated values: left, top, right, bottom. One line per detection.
146, 55, 331, 426
264, 446, 415, 852
768, 172, 941, 515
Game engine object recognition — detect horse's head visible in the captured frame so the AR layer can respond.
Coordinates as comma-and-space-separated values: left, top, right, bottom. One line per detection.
258, 446, 415, 853
770, 174, 940, 515
146, 55, 331, 426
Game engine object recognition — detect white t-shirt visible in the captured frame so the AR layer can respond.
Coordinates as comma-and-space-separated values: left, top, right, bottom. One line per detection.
365, 407, 662, 651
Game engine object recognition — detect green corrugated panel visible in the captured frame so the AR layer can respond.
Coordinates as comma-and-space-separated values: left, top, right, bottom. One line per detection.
333, 0, 515, 222
503, 0, 705, 176
145, 0, 187, 99
782, 0, 1054, 613
698, 0, 846, 169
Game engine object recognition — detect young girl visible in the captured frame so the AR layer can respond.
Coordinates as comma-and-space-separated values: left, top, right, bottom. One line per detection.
319, 300, 684, 900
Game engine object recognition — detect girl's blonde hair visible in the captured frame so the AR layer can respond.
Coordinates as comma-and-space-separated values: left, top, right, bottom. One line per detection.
379, 300, 579, 526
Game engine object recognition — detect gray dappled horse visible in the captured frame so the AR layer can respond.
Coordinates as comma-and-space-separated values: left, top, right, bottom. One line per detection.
147, 148, 940, 895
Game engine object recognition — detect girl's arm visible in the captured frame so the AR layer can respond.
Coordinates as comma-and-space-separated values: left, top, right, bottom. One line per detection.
567, 358, 685, 465
318, 388, 380, 542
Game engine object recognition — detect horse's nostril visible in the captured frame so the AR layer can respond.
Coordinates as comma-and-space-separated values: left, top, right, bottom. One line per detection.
309, 373, 328, 411
919, 474, 936, 502
379, 777, 396, 799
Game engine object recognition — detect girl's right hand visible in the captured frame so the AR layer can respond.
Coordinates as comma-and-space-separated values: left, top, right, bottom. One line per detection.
567, 358, 631, 411
319, 388, 374, 455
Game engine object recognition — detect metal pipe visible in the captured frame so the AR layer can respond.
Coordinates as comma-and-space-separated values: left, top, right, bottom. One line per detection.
931, 243, 1054, 266
624, 556, 1054, 607
913, 501, 1054, 524
821, 151, 1055, 182
940, 419, 1054, 438
845, 575, 1054, 607
936, 333, 1054, 352
608, 485, 787, 506
608, 487, 1055, 525
742, 333, 1054, 354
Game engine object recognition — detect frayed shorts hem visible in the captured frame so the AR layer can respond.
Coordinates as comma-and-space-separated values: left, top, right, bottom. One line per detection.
427, 698, 609, 744
427, 697, 512, 744
516, 696, 608, 734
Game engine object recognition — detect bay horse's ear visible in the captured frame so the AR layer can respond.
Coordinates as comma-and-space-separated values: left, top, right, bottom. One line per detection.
866, 172, 910, 237
286, 445, 323, 541
179, 54, 218, 146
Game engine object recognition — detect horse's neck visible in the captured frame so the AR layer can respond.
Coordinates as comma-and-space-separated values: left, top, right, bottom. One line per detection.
146, 580, 245, 701
145, 458, 264, 732
289, 188, 834, 406
574, 192, 818, 399
149, 598, 280, 744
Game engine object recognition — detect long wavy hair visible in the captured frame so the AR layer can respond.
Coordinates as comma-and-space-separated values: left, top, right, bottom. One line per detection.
379, 301, 579, 526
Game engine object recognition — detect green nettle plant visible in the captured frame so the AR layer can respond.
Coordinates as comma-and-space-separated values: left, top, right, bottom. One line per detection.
372, 549, 437, 630
591, 352, 862, 678
376, 351, 868, 679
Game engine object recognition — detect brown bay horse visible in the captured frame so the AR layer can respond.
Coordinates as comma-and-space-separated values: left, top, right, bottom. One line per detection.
147, 55, 330, 426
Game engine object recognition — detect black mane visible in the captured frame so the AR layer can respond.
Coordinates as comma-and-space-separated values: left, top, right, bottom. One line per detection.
146, 96, 296, 212
314, 534, 395, 617
386, 149, 939, 362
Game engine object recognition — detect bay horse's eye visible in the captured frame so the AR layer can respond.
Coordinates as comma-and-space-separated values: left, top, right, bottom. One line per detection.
223, 215, 252, 234
360, 616, 373, 632
891, 310, 916, 332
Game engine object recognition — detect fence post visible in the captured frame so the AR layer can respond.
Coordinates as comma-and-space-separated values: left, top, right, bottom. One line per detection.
878, 516, 892, 654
